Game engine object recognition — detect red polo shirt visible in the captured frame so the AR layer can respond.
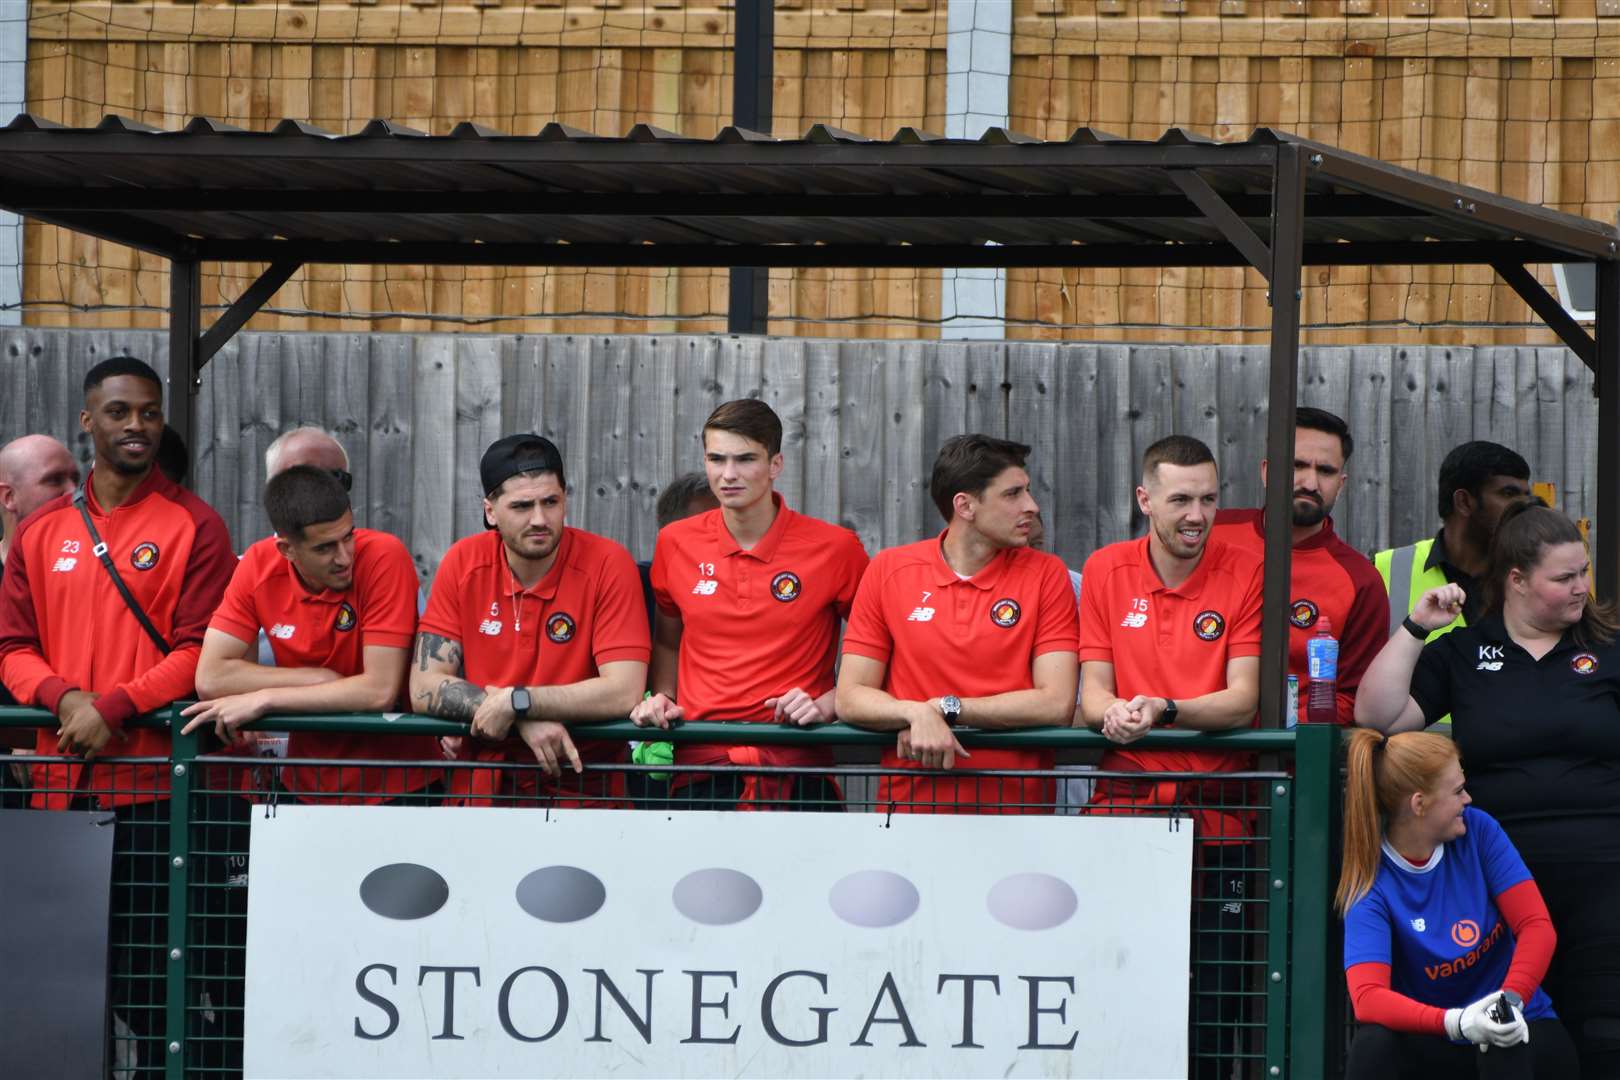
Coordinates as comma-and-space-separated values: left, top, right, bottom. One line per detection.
1078, 535, 1263, 838
0, 468, 235, 808
650, 494, 869, 786
419, 527, 649, 804
841, 534, 1079, 814
1211, 509, 1389, 725
209, 528, 438, 803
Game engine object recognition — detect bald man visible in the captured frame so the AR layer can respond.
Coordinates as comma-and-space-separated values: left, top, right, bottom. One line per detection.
265, 426, 350, 485
0, 436, 78, 729
0, 434, 80, 568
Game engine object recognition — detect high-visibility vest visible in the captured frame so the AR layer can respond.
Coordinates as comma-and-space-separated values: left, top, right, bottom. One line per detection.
1374, 537, 1461, 732
1374, 537, 1467, 642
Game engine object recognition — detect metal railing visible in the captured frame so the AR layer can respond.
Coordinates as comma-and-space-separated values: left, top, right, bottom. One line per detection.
0, 707, 1343, 1079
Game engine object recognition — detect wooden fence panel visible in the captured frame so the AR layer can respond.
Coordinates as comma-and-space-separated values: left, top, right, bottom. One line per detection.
0, 329, 1599, 584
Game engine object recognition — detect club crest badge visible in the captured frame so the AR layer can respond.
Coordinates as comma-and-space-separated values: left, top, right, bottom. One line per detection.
547, 612, 577, 643
770, 572, 802, 603
130, 542, 160, 571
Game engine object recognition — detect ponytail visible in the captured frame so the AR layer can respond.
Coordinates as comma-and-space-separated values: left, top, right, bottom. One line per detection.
1336, 730, 1385, 916
1335, 728, 1460, 916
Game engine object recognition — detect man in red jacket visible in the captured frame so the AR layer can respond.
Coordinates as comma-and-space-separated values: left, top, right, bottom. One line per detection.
0, 355, 235, 1072
1209, 406, 1388, 725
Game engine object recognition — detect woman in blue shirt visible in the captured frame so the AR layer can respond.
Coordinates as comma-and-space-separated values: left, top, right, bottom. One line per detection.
1337, 727, 1578, 1077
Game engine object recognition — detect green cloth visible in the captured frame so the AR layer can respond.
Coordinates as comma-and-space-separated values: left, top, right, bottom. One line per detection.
632, 740, 674, 781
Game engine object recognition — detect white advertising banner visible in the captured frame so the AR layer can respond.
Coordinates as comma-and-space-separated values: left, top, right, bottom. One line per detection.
244, 808, 1193, 1079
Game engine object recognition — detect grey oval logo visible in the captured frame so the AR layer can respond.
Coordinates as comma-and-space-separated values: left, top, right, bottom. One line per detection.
828, 870, 919, 928
359, 863, 449, 920
986, 872, 1077, 931
515, 866, 607, 923
672, 868, 763, 926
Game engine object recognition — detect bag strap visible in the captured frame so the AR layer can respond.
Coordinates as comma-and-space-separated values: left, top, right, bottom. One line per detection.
72, 485, 171, 656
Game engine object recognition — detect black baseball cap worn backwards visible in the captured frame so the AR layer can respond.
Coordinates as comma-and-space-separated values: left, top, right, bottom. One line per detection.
480, 434, 565, 499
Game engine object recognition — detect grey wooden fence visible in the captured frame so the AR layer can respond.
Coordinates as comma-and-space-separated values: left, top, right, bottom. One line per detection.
0, 329, 1598, 583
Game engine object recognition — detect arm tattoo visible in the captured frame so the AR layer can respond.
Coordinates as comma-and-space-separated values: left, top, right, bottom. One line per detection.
424, 679, 486, 722
414, 632, 464, 675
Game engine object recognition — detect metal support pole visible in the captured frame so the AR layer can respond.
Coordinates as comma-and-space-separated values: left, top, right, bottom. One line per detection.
1597, 259, 1620, 601
167, 260, 201, 487
163, 714, 199, 1079
726, 0, 773, 335
1259, 144, 1306, 729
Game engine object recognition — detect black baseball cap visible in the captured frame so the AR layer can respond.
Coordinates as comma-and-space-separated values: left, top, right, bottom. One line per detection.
480, 434, 565, 499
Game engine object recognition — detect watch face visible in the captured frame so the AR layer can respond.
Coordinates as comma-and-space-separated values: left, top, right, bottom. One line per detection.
941, 695, 962, 715
511, 688, 531, 716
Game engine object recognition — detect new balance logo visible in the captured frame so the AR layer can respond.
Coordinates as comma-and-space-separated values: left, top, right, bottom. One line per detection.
268, 624, 295, 640
1476, 661, 1503, 672
1120, 612, 1147, 628
1411, 917, 1426, 932
50, 557, 77, 573
478, 619, 502, 636
906, 607, 936, 622
692, 580, 719, 596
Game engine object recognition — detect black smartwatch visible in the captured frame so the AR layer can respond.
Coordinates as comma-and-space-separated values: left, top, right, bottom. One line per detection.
510, 686, 532, 718
1157, 698, 1179, 727
1401, 616, 1428, 642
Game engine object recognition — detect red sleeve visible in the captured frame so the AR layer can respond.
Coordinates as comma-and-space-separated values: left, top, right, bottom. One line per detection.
1076, 551, 1115, 664
100, 502, 237, 729
357, 535, 420, 650
1346, 962, 1449, 1035
589, 543, 653, 666
1033, 554, 1080, 656
1227, 553, 1264, 658
1496, 878, 1556, 1002
833, 532, 869, 620
0, 517, 74, 713
839, 551, 894, 665
1334, 556, 1391, 725
649, 528, 679, 617
208, 549, 265, 645
417, 542, 465, 642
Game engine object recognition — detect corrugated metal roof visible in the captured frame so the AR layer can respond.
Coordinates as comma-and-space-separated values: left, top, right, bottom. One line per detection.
0, 115, 1611, 267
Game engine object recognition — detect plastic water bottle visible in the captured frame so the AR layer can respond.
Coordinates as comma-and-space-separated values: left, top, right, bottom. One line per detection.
1306, 618, 1339, 725
1285, 675, 1300, 729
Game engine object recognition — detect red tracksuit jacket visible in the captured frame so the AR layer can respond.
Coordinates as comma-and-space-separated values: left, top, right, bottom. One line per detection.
0, 466, 235, 807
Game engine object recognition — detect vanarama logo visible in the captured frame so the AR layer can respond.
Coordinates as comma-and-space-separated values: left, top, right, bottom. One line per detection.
1425, 919, 1503, 981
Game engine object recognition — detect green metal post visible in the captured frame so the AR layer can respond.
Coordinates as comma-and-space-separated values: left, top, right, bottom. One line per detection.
165, 708, 199, 1079
1264, 775, 1293, 1078
1289, 723, 1343, 1079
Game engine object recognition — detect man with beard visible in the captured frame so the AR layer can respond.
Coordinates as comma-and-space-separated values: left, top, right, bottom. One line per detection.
0, 356, 236, 1071
1373, 440, 1531, 641
1076, 434, 1263, 1078
180, 465, 440, 803
411, 435, 649, 804
1210, 407, 1387, 725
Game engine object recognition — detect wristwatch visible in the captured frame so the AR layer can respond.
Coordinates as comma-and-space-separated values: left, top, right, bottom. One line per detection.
1157, 698, 1179, 727
939, 695, 963, 725
510, 686, 532, 718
